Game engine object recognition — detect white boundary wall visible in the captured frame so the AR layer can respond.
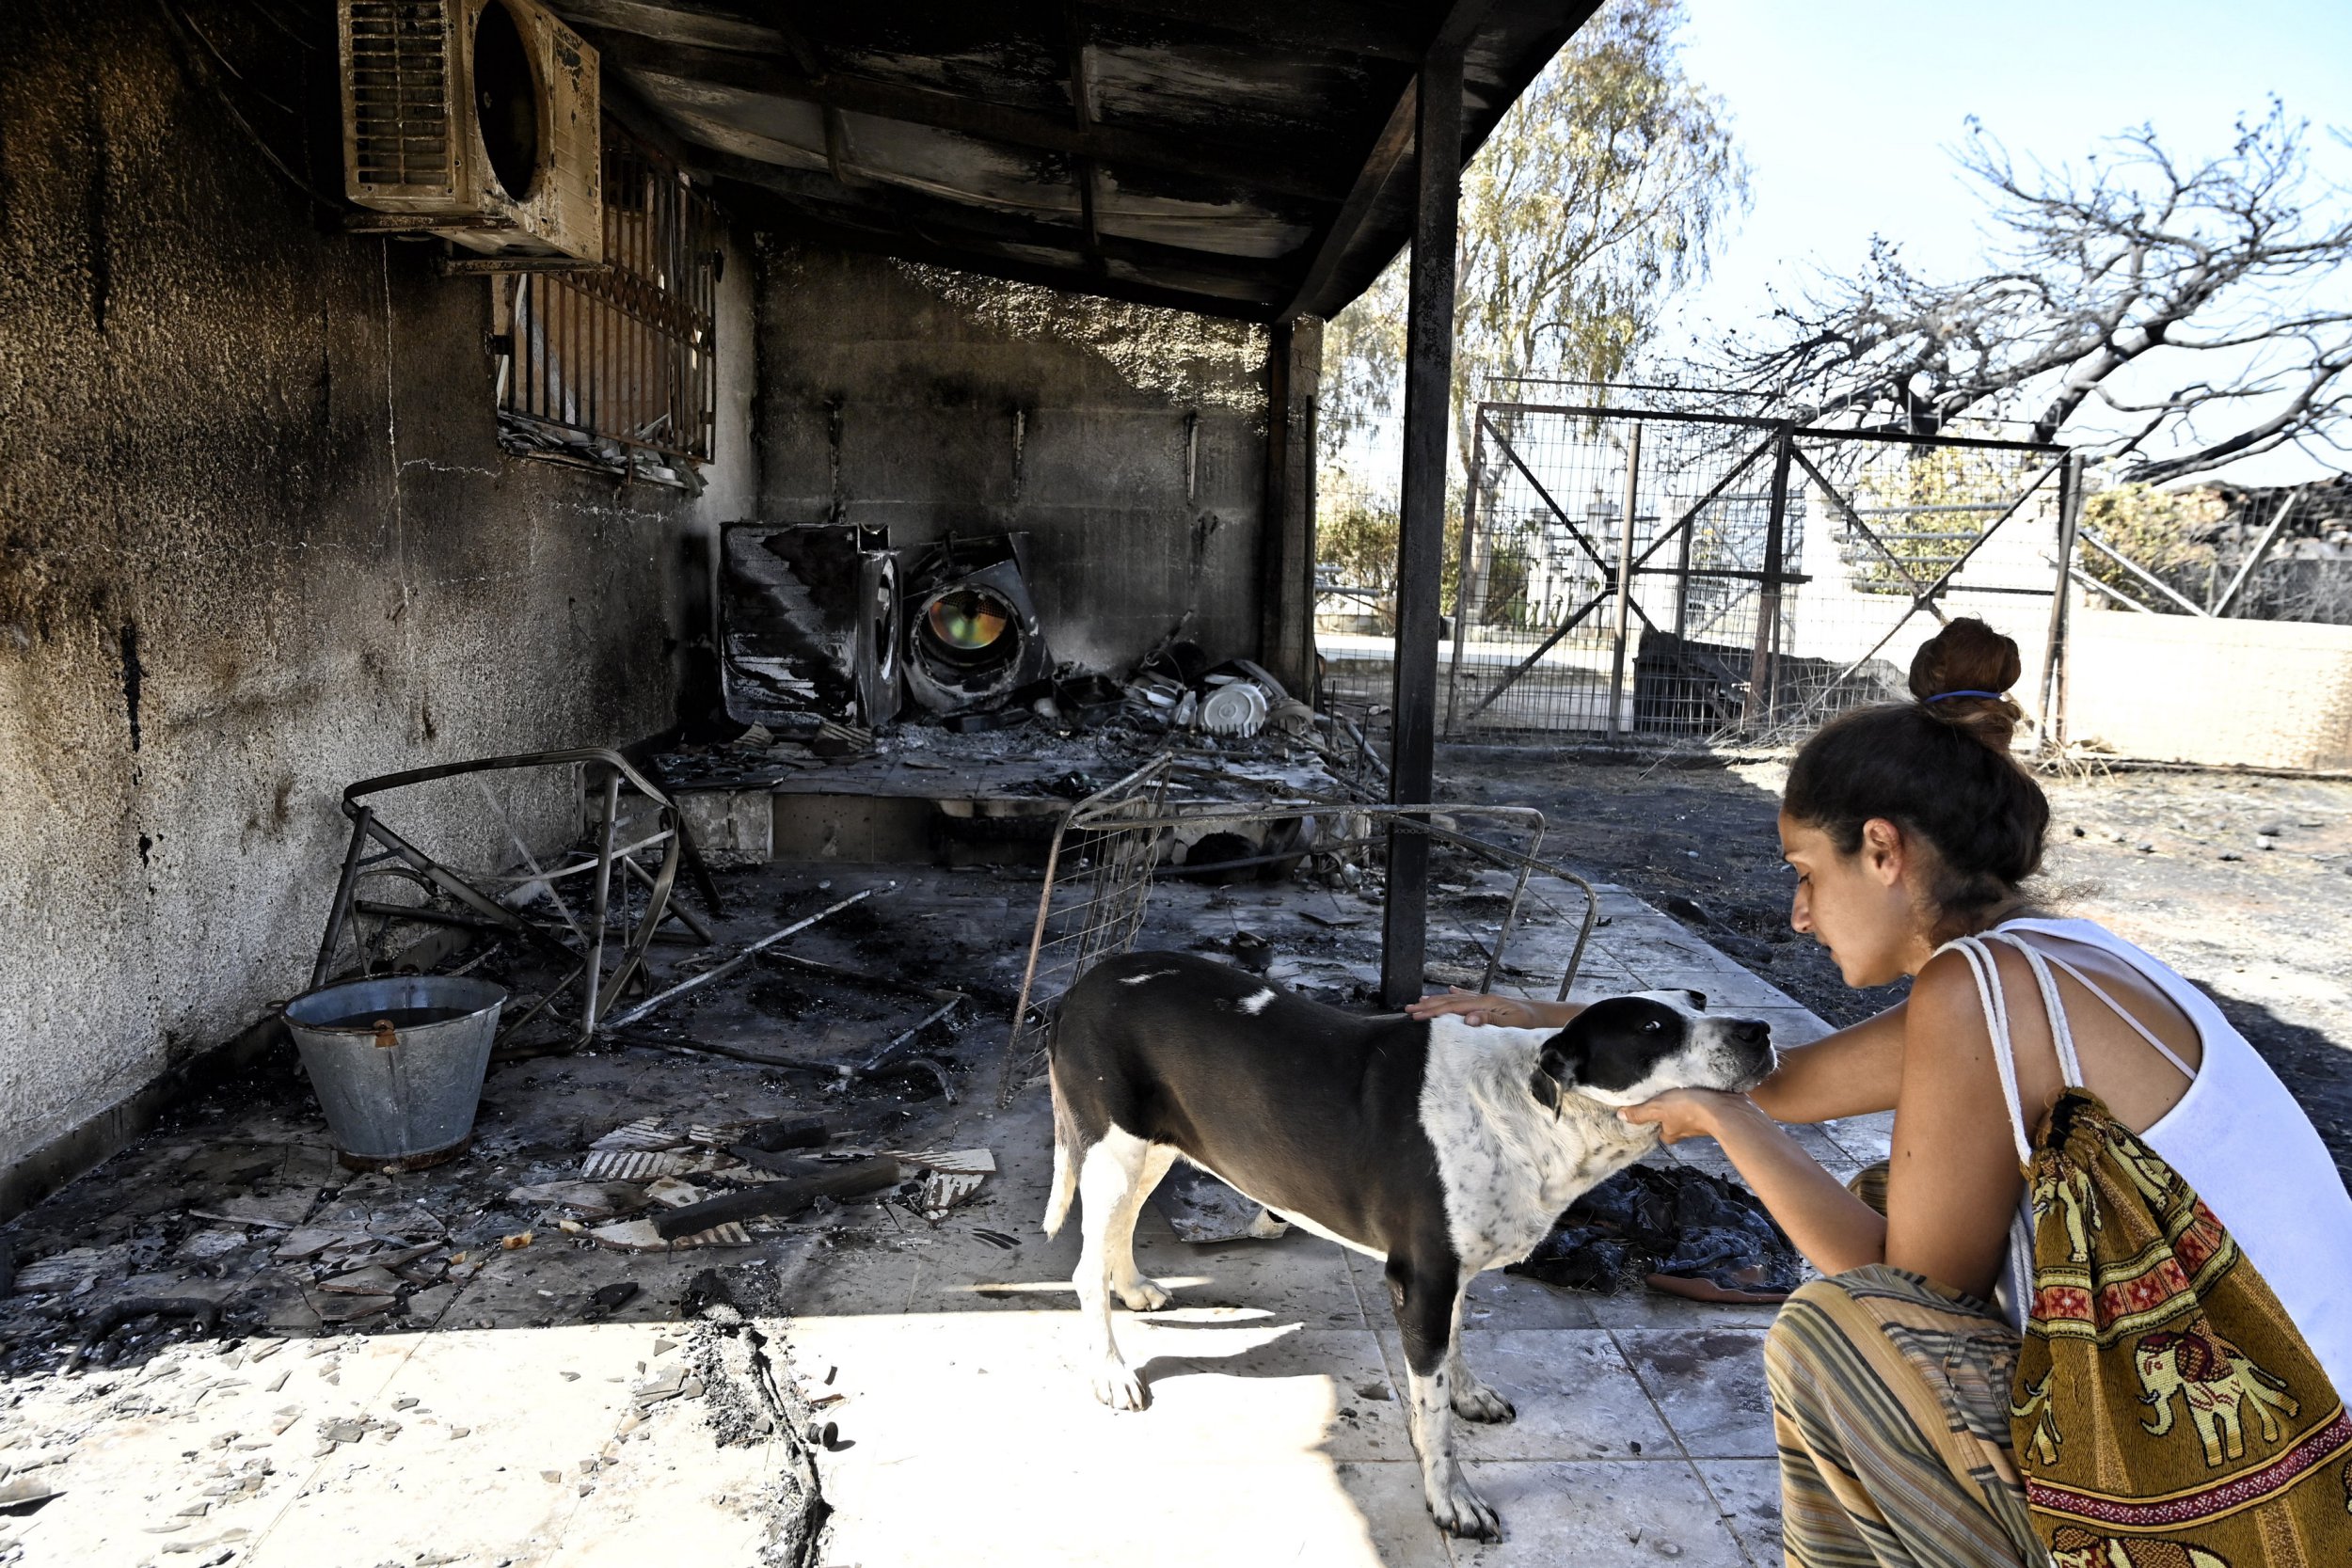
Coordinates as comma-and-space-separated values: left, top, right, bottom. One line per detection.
2066, 608, 2352, 770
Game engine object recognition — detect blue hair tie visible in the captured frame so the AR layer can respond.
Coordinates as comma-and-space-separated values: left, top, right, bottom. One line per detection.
1925, 689, 2005, 704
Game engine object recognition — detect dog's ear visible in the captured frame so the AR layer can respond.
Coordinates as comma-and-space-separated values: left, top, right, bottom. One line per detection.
1530, 1022, 1591, 1110
1680, 990, 1707, 1011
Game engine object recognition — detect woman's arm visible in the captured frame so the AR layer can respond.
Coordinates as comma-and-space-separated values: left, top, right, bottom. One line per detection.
1622, 1093, 1888, 1275
1748, 1001, 1908, 1124
1402, 990, 1581, 1030
1626, 957, 2026, 1296
1880, 954, 2027, 1301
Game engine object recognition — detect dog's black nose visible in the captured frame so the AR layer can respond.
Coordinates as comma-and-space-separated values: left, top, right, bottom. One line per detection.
1731, 1019, 1770, 1048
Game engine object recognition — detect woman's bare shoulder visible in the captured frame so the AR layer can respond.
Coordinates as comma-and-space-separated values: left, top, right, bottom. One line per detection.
1905, 947, 1991, 1037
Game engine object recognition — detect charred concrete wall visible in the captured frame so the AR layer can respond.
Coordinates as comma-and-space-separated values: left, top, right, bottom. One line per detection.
755, 241, 1285, 678
0, 1, 755, 1211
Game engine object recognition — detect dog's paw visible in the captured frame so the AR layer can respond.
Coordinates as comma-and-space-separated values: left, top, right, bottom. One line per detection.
1452, 1378, 1516, 1423
1425, 1475, 1502, 1541
1114, 1276, 1172, 1311
1091, 1359, 1148, 1411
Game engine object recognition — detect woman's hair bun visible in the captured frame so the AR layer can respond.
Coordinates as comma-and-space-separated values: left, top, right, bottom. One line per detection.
1908, 617, 2023, 751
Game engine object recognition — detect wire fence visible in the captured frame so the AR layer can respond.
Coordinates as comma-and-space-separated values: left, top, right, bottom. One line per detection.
1317, 397, 2076, 750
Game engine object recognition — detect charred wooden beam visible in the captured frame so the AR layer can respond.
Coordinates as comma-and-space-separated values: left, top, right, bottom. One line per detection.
584, 29, 1348, 201
703, 150, 1291, 293
716, 181, 1281, 321
1067, 4, 1104, 264
1080, 0, 1427, 62
1278, 71, 1416, 324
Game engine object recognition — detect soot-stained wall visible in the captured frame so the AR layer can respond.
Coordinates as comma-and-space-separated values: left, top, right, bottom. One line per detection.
0, 2, 755, 1208
755, 240, 1281, 678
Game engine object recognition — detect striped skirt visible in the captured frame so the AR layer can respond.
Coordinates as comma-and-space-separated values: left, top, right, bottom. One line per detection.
1766, 1265, 2044, 1568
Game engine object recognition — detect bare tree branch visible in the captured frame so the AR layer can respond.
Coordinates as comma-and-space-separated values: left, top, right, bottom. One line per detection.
1705, 101, 2352, 484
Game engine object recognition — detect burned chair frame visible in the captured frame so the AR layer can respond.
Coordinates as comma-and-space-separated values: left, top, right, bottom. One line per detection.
311, 748, 714, 1047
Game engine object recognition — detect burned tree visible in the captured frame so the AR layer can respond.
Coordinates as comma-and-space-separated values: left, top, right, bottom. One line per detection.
1717, 103, 2352, 484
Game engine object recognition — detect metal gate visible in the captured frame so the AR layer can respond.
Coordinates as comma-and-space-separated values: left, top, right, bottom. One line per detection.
1439, 400, 2079, 745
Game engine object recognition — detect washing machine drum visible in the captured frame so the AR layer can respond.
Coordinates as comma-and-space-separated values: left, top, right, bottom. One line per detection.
903, 559, 1048, 713
924, 589, 1015, 663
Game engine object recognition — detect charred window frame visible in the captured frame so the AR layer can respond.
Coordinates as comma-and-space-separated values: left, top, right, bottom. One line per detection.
494, 126, 720, 488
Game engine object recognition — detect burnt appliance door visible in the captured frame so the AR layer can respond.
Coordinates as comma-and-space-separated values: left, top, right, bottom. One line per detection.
855, 546, 902, 727
900, 539, 1051, 716
720, 523, 900, 728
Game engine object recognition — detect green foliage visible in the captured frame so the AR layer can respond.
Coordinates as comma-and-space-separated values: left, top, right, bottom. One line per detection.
1315, 467, 1471, 626
1845, 449, 2002, 594
1320, 0, 1747, 477
2078, 483, 2222, 609
1318, 476, 1403, 594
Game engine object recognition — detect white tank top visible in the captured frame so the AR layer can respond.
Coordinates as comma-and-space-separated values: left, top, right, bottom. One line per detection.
1940, 917, 2352, 1399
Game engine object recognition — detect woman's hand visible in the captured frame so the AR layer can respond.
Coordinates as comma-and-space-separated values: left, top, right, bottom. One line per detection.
1403, 989, 1552, 1029
1616, 1087, 1755, 1145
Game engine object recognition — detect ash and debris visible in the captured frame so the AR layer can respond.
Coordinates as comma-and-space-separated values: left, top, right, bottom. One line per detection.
1511, 1164, 1804, 1301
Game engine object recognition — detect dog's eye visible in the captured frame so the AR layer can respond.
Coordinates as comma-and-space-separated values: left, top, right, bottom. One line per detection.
1643, 1019, 1661, 1034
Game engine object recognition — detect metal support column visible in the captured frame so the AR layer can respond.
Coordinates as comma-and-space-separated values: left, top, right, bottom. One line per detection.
1606, 421, 1644, 736
1259, 321, 1298, 689
1380, 43, 1463, 1008
2039, 451, 2085, 749
1742, 429, 1793, 731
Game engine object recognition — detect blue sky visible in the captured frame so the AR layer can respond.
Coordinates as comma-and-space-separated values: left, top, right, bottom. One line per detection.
1673, 0, 2352, 334
1333, 2, 2352, 485
1661, 0, 2352, 480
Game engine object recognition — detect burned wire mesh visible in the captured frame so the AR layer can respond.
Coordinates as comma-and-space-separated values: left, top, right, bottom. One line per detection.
995, 759, 1601, 1109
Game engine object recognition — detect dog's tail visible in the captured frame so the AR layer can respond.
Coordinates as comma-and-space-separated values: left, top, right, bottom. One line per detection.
1042, 1056, 1084, 1237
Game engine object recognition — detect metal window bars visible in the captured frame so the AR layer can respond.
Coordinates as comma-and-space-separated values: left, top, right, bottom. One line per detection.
494, 127, 719, 472
994, 755, 1602, 1108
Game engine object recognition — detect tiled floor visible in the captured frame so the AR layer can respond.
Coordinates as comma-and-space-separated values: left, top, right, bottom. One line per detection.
0, 875, 1885, 1568
784, 885, 1895, 1566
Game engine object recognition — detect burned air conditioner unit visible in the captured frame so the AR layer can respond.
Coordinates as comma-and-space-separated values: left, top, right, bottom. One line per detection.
720, 524, 902, 730
337, 0, 602, 265
898, 535, 1053, 719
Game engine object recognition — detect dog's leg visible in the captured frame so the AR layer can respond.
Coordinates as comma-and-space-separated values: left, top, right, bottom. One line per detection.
1041, 1059, 1083, 1236
1104, 1141, 1177, 1310
1445, 1278, 1515, 1423
1074, 1127, 1153, 1410
1387, 1254, 1501, 1542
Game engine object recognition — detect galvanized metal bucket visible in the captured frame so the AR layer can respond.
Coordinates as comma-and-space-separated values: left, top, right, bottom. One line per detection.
282, 975, 507, 1171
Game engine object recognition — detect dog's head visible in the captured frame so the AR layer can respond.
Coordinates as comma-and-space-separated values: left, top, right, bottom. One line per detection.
1527, 990, 1775, 1114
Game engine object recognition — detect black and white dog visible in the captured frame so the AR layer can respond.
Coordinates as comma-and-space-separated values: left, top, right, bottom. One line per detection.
1043, 950, 1774, 1541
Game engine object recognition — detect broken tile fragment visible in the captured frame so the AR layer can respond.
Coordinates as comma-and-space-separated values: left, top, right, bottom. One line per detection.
588, 1218, 750, 1252
590, 1117, 685, 1152
504, 1180, 647, 1219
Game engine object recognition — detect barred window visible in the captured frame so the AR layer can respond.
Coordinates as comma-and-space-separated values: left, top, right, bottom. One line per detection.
494, 126, 720, 487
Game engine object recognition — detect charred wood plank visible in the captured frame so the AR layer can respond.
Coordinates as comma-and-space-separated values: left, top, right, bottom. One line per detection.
652, 1157, 901, 1239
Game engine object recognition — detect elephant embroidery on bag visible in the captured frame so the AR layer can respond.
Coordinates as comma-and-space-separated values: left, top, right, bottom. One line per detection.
2010, 1370, 2062, 1466
2135, 1322, 2298, 1466
2049, 1525, 2231, 1568
2035, 1163, 2100, 1263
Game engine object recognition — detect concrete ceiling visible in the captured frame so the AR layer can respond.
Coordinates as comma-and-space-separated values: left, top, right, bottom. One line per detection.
554, 0, 1603, 322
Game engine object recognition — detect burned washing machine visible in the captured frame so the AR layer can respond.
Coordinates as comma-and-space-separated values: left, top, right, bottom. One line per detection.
719, 523, 901, 729
898, 534, 1052, 718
